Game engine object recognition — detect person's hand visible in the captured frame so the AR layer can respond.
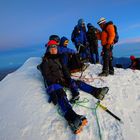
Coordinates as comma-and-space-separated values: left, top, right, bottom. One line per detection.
86, 42, 89, 47
77, 42, 81, 46
48, 91, 58, 105
105, 44, 110, 49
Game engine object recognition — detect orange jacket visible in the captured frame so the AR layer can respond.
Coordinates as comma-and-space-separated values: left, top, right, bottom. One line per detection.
100, 23, 115, 46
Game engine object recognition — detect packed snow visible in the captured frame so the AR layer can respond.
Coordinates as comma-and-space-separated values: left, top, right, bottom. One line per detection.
0, 57, 140, 140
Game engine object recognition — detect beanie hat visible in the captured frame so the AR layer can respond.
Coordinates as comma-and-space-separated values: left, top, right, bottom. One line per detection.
97, 17, 106, 25
78, 18, 85, 26
130, 55, 135, 60
87, 23, 93, 28
47, 40, 58, 47
49, 35, 60, 44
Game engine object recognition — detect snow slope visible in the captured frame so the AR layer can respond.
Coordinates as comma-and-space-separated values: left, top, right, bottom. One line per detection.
0, 57, 140, 140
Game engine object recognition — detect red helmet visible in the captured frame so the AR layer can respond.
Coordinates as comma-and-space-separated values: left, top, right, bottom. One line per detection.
130, 55, 135, 60
47, 40, 58, 47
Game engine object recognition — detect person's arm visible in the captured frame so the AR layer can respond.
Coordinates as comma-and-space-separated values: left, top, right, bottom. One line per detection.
58, 47, 76, 54
75, 36, 80, 46
96, 29, 101, 40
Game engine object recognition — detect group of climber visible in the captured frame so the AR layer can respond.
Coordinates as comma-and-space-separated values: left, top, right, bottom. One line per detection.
37, 17, 120, 134
71, 17, 119, 76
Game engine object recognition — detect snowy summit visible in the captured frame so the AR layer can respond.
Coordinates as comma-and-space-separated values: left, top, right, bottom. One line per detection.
0, 57, 140, 140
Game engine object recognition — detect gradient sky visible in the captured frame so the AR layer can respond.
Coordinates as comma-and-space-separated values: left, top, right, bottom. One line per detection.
0, 0, 140, 68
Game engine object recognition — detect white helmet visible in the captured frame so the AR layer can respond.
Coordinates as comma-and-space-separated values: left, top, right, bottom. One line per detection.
97, 17, 106, 25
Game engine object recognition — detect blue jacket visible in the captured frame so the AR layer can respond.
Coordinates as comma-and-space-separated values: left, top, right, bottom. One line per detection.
73, 25, 87, 46
58, 47, 76, 54
59, 36, 76, 54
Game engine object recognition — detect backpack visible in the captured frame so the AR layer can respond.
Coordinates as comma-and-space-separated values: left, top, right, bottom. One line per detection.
104, 21, 119, 44
68, 53, 85, 73
113, 25, 119, 44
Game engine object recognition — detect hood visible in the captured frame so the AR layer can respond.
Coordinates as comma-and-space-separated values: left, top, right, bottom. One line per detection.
59, 36, 69, 47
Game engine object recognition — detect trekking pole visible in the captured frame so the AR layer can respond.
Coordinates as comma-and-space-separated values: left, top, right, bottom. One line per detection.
98, 101, 123, 123
78, 44, 81, 53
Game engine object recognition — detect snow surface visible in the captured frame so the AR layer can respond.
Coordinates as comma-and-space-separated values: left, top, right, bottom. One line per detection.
0, 57, 140, 140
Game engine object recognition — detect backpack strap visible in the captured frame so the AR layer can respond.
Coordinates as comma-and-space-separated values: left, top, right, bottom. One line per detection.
103, 21, 113, 32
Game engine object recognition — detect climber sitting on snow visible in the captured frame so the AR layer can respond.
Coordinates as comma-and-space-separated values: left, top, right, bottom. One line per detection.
40, 40, 109, 134
45, 35, 87, 73
129, 55, 140, 70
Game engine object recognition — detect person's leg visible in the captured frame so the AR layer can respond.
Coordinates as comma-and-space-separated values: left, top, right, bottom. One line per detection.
109, 46, 114, 75
90, 47, 95, 64
55, 88, 87, 133
95, 51, 99, 63
79, 45, 89, 62
103, 47, 109, 73
86, 47, 91, 62
93, 44, 99, 63
99, 47, 109, 76
47, 82, 87, 133
76, 80, 109, 100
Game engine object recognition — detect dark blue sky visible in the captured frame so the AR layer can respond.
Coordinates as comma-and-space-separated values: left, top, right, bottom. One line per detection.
0, 0, 140, 69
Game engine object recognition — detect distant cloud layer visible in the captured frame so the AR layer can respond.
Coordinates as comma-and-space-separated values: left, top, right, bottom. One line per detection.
130, 24, 140, 29
118, 37, 140, 45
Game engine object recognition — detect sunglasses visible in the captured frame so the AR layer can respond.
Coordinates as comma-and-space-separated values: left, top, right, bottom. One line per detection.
49, 45, 57, 48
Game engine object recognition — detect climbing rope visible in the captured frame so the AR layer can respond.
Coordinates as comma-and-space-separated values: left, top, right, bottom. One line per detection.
71, 74, 105, 83
56, 98, 102, 139
73, 98, 122, 138
73, 98, 103, 140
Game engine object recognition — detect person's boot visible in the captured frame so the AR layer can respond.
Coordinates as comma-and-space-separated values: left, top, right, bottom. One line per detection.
69, 94, 80, 104
65, 109, 87, 134
92, 87, 109, 100
68, 114, 88, 134
96, 61, 100, 64
98, 71, 109, 76
109, 70, 114, 75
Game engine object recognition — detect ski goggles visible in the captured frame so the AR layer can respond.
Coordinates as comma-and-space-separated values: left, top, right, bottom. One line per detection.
49, 45, 57, 49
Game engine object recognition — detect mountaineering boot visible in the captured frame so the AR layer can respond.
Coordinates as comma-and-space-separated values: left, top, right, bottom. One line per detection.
96, 61, 100, 64
109, 70, 114, 75
98, 71, 109, 76
68, 114, 88, 134
93, 87, 109, 100
69, 94, 80, 104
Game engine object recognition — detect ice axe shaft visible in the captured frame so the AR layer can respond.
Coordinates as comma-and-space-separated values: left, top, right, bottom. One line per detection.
99, 103, 122, 122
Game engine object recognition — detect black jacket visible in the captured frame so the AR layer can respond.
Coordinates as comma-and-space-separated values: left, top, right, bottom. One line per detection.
42, 53, 71, 86
86, 27, 98, 53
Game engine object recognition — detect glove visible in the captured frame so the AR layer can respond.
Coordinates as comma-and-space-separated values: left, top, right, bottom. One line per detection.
101, 51, 104, 56
49, 91, 58, 105
86, 42, 89, 47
